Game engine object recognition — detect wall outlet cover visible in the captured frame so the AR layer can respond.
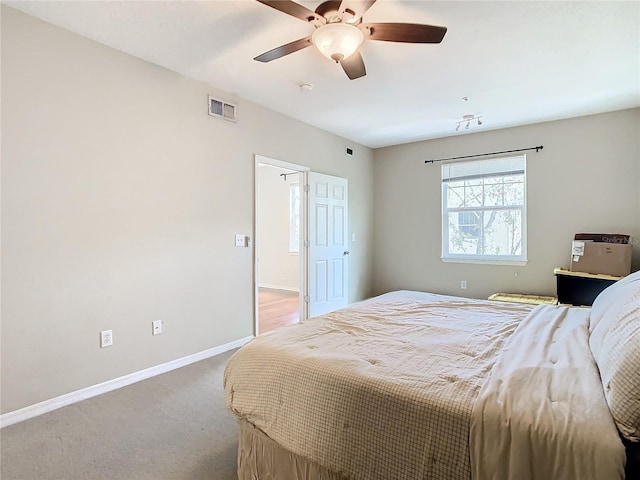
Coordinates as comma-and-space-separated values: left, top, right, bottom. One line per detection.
235, 234, 246, 247
100, 330, 113, 348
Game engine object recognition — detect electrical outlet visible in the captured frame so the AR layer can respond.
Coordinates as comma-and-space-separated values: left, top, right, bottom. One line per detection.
152, 320, 163, 336
100, 329, 113, 348
461, 280, 467, 289
235, 234, 246, 247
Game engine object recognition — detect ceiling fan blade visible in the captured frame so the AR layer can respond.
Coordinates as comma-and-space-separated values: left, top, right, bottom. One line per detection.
255, 0, 322, 22
338, 0, 377, 21
361, 23, 447, 43
254, 36, 313, 62
340, 51, 366, 80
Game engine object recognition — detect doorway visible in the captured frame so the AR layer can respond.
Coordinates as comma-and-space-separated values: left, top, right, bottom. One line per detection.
254, 156, 350, 336
255, 156, 308, 335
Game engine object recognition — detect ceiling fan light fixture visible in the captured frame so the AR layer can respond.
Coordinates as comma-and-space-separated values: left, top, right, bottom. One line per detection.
312, 23, 364, 63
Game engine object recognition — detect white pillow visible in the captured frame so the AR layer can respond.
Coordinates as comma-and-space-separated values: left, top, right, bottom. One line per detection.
590, 270, 640, 332
589, 270, 640, 441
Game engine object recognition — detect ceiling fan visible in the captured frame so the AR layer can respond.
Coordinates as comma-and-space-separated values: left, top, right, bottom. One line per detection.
253, 0, 447, 80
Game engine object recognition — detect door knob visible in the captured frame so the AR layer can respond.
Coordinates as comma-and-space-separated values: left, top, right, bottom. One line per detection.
343, 251, 350, 255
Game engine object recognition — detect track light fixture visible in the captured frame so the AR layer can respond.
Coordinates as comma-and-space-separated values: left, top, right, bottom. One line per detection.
455, 114, 483, 132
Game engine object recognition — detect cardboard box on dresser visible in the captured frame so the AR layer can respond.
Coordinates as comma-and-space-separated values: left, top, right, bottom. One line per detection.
570, 233, 632, 277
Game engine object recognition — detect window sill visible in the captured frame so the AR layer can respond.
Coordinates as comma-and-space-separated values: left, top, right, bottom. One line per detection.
442, 257, 528, 266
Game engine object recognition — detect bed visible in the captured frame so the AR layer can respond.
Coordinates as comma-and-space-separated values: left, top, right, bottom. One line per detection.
224, 271, 640, 480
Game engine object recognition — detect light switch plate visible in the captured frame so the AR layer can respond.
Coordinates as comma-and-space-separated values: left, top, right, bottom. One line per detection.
152, 320, 163, 335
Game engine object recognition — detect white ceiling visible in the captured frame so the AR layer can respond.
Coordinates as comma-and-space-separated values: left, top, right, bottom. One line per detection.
5, 0, 640, 148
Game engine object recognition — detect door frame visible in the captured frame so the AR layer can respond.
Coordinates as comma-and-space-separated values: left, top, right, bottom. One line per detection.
254, 155, 310, 336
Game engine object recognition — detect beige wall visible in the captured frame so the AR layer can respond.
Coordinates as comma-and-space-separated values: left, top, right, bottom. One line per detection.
373, 108, 640, 299
0, 6, 374, 414
256, 165, 300, 291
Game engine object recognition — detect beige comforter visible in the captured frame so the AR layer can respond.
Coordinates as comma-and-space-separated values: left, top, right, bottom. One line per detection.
224, 291, 625, 480
470, 304, 625, 480
224, 290, 534, 480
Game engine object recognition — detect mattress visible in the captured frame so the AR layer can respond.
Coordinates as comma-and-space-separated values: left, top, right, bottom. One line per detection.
224, 290, 534, 480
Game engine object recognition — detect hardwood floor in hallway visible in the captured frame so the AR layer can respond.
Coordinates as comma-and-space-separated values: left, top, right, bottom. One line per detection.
258, 288, 300, 334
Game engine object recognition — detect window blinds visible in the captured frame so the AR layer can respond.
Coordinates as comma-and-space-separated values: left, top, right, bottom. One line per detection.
442, 155, 525, 183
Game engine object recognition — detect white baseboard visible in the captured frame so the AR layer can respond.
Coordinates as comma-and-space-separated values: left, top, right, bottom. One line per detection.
0, 335, 253, 429
258, 284, 299, 292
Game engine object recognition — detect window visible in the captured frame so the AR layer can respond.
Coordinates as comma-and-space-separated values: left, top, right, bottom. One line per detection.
441, 155, 527, 264
289, 184, 300, 253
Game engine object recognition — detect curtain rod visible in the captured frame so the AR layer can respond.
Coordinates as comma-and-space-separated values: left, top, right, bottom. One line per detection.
279, 171, 299, 180
424, 145, 543, 164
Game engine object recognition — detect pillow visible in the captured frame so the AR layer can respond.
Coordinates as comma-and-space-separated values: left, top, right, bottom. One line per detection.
590, 270, 640, 332
589, 270, 640, 441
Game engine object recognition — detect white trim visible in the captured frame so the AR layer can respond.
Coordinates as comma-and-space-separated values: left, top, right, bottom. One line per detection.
258, 284, 299, 292
255, 155, 310, 173
441, 257, 528, 266
0, 336, 253, 429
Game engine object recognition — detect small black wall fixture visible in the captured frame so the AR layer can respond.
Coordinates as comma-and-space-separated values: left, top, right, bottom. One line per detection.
279, 171, 300, 180
424, 145, 543, 164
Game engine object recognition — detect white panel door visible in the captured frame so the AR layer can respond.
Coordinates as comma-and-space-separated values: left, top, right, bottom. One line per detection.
306, 172, 348, 317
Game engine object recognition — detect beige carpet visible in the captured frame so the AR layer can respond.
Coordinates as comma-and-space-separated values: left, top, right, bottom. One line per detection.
0, 350, 239, 480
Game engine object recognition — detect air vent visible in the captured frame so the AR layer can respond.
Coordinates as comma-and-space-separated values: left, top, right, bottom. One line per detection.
208, 96, 237, 122
345, 146, 354, 157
